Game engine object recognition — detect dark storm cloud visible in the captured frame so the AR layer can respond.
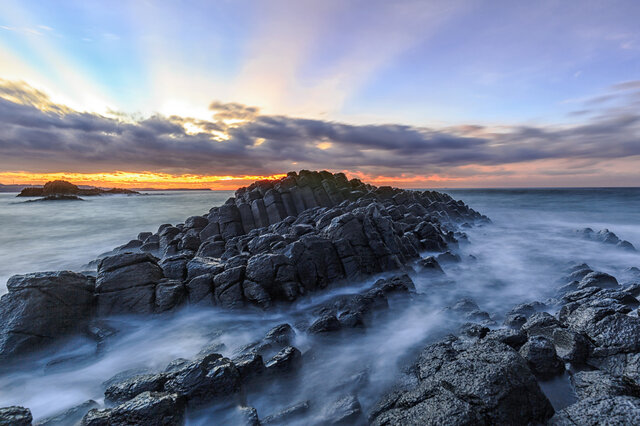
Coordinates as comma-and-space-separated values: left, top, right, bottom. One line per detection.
0, 80, 639, 177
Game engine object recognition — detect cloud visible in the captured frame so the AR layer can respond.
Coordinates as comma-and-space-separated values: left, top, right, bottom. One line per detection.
0, 79, 639, 185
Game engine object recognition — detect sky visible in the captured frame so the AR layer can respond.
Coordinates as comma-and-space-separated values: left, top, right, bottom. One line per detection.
0, 0, 639, 189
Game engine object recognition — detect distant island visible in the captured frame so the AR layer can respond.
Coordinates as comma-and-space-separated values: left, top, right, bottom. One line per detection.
16, 180, 140, 201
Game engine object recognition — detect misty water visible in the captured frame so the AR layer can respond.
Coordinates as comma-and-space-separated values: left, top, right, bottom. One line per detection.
1, 188, 639, 423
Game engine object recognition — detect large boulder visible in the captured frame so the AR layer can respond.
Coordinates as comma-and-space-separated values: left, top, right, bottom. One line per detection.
370, 338, 554, 425
95, 253, 164, 316
0, 271, 94, 360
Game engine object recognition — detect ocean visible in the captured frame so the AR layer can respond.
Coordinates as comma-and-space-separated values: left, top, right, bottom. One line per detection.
0, 188, 639, 422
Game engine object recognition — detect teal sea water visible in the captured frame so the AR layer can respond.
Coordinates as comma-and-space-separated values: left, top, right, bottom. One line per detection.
0, 188, 639, 421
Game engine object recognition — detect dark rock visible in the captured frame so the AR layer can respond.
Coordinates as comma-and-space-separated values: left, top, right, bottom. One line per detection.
416, 256, 443, 273
195, 240, 226, 258
158, 255, 189, 280
308, 314, 341, 334
485, 328, 527, 350
185, 274, 214, 305
571, 370, 640, 400
199, 221, 221, 241
104, 373, 167, 404
138, 232, 152, 242
81, 391, 185, 426
0, 271, 94, 359
213, 266, 245, 308
459, 322, 489, 339
154, 280, 186, 312
322, 394, 362, 425
436, 251, 461, 264
264, 323, 295, 345
96, 253, 163, 316
519, 336, 565, 378
233, 353, 265, 382
265, 346, 302, 374
504, 314, 528, 329
371, 338, 553, 425
521, 312, 563, 338
552, 328, 590, 364
185, 215, 208, 230
163, 355, 240, 407
262, 401, 310, 424
0, 406, 32, 425
578, 271, 619, 290
548, 396, 640, 425
237, 406, 260, 426
565, 303, 640, 356
186, 257, 224, 280
506, 301, 547, 319
35, 400, 99, 426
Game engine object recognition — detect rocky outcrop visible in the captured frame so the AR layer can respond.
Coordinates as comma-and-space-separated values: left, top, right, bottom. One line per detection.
0, 271, 95, 360
17, 180, 139, 198
370, 337, 554, 425
1, 171, 485, 361
99, 170, 484, 311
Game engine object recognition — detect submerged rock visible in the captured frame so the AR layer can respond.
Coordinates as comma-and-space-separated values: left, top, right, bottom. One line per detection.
35, 400, 99, 426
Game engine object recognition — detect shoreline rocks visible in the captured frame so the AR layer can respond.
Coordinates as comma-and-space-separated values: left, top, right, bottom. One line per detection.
1, 170, 486, 360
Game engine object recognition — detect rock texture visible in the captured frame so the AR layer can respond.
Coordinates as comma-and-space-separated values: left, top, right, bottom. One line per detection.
370, 337, 554, 425
0, 170, 484, 360
0, 271, 95, 360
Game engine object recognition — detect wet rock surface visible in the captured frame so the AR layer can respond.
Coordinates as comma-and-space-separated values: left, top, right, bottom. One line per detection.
0, 171, 484, 361
4, 172, 640, 425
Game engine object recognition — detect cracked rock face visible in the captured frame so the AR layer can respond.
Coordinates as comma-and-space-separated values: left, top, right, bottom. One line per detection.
370, 338, 554, 425
0, 271, 95, 360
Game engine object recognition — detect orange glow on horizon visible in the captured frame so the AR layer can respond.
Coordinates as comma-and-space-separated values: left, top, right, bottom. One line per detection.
0, 171, 288, 190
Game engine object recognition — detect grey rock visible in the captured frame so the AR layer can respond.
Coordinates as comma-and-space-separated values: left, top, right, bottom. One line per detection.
233, 353, 265, 382
35, 400, 99, 426
186, 274, 214, 305
186, 257, 224, 280
0, 271, 94, 359
265, 346, 302, 374
521, 312, 563, 338
262, 401, 310, 425
578, 271, 619, 290
322, 394, 362, 425
104, 373, 167, 404
519, 336, 565, 378
549, 396, 640, 425
163, 355, 240, 407
154, 280, 186, 312
552, 328, 590, 364
81, 391, 185, 426
571, 370, 640, 400
308, 315, 341, 334
371, 338, 553, 425
264, 323, 295, 345
0, 406, 32, 426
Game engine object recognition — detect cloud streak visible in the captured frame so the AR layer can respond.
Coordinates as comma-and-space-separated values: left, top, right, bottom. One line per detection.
0, 79, 639, 186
